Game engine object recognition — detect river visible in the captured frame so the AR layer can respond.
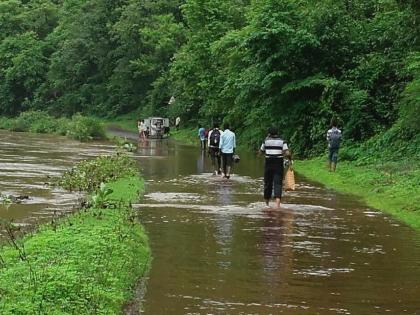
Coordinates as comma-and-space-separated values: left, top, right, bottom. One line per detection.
0, 130, 419, 314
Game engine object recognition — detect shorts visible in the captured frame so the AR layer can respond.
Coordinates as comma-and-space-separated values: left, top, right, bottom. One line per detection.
328, 148, 339, 163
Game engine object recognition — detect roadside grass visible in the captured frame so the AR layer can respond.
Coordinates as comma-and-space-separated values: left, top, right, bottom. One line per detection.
171, 128, 198, 146
0, 111, 106, 141
103, 112, 139, 134
295, 158, 420, 229
0, 155, 151, 314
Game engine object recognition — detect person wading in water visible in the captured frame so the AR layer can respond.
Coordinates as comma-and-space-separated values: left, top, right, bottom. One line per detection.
260, 127, 290, 209
219, 123, 236, 179
208, 122, 223, 175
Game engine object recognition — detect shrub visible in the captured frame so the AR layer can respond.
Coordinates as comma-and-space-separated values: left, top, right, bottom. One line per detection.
67, 114, 106, 141
10, 111, 51, 132
58, 153, 139, 192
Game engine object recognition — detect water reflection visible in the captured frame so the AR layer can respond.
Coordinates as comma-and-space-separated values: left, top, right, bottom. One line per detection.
134, 137, 420, 315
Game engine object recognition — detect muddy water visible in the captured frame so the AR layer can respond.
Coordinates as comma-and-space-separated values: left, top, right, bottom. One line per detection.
0, 130, 115, 229
133, 139, 420, 315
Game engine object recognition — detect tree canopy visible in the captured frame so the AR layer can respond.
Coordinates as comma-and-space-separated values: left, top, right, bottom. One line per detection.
0, 0, 418, 155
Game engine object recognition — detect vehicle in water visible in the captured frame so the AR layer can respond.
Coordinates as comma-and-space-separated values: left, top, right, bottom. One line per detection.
144, 117, 170, 139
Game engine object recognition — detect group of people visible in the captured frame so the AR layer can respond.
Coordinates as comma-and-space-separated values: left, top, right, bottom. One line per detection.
197, 118, 342, 209
199, 123, 237, 179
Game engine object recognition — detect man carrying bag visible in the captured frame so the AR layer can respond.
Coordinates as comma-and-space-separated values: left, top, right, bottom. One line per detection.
260, 127, 291, 209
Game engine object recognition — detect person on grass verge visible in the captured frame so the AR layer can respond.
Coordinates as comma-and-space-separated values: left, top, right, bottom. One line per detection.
260, 127, 290, 209
198, 125, 206, 150
327, 118, 342, 172
208, 123, 223, 175
219, 123, 236, 179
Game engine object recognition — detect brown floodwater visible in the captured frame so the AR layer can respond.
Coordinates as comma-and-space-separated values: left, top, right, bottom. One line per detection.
1, 130, 419, 315
0, 129, 115, 230
132, 138, 420, 315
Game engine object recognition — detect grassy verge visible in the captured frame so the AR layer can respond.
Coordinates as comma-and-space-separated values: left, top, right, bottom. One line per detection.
170, 128, 198, 146
0, 155, 151, 314
103, 112, 139, 134
0, 111, 106, 141
295, 157, 420, 229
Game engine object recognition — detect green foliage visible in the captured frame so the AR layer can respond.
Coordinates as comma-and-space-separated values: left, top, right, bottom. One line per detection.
58, 153, 139, 192
91, 182, 114, 208
398, 52, 420, 132
66, 114, 106, 141
9, 110, 52, 132
0, 0, 418, 158
0, 176, 150, 314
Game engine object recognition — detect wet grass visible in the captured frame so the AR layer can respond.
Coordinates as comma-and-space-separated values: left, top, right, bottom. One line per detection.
295, 158, 420, 230
103, 112, 139, 134
0, 174, 150, 313
171, 128, 199, 146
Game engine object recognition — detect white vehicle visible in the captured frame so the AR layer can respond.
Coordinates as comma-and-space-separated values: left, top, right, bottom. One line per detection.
144, 117, 170, 139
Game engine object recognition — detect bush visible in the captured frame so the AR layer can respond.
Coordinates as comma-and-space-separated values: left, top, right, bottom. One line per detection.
58, 153, 139, 192
10, 111, 51, 132
0, 117, 14, 130
67, 114, 106, 141
55, 117, 72, 136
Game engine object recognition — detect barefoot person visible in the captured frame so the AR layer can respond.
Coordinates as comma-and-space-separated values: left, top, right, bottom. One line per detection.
260, 127, 290, 208
208, 123, 223, 175
138, 120, 147, 140
219, 123, 236, 179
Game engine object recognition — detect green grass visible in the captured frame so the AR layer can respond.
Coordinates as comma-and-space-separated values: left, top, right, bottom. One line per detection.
103, 112, 140, 133
0, 176, 150, 314
170, 128, 198, 146
295, 157, 420, 229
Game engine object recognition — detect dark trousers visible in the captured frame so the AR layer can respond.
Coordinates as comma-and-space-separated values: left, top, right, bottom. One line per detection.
209, 147, 221, 171
264, 161, 284, 199
200, 139, 206, 149
222, 153, 233, 175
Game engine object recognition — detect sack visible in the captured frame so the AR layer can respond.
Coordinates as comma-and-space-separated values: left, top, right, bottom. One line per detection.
209, 129, 221, 146
233, 154, 240, 163
329, 129, 341, 149
283, 168, 295, 191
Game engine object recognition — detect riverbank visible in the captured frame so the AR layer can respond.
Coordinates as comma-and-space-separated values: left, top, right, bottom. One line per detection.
295, 157, 420, 229
0, 155, 151, 314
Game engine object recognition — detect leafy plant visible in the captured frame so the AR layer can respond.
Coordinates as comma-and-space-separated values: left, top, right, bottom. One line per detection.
91, 182, 113, 208
58, 152, 139, 192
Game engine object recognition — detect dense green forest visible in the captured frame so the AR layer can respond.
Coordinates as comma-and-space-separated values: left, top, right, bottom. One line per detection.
0, 0, 419, 156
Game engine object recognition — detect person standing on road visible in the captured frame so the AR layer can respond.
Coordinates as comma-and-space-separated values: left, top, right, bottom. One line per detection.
175, 116, 181, 130
208, 123, 223, 175
219, 123, 236, 179
198, 125, 206, 150
138, 120, 146, 140
260, 127, 290, 209
327, 118, 342, 172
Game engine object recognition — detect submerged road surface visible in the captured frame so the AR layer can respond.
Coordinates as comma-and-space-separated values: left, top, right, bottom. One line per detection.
132, 136, 420, 315
0, 130, 419, 314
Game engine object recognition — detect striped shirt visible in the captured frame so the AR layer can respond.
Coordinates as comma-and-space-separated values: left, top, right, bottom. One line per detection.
260, 137, 288, 158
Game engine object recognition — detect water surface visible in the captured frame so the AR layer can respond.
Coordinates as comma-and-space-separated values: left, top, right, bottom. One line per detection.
0, 130, 114, 229
133, 138, 420, 315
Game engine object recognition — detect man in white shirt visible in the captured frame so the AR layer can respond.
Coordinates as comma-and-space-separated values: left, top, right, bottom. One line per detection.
219, 123, 236, 179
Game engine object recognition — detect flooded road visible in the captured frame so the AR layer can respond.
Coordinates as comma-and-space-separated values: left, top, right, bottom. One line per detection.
134, 138, 420, 315
0, 130, 419, 314
0, 130, 114, 229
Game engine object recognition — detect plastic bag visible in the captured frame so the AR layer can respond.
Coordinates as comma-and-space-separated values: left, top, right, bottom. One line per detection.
283, 168, 295, 191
